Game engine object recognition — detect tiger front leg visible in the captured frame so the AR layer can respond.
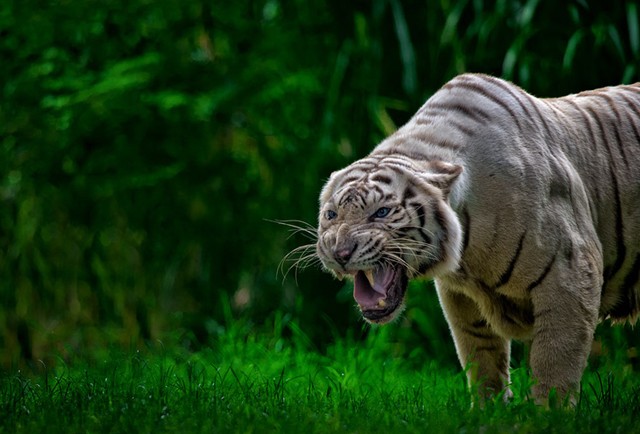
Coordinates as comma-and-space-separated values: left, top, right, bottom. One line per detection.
528, 248, 601, 406
436, 285, 513, 403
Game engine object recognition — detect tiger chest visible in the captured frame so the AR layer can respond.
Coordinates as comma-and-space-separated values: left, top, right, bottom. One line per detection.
439, 265, 537, 341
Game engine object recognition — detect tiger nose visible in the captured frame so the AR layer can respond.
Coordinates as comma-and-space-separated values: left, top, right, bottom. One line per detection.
334, 244, 357, 265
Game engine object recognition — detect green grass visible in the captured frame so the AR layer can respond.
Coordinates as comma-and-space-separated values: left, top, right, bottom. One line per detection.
2, 320, 640, 434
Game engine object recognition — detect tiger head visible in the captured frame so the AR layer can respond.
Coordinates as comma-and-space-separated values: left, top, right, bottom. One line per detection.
317, 154, 464, 324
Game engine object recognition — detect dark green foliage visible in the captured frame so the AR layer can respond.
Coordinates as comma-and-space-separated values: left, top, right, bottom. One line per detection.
1, 0, 639, 368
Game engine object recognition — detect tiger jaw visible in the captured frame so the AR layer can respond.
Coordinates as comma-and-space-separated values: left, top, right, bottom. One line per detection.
351, 265, 409, 324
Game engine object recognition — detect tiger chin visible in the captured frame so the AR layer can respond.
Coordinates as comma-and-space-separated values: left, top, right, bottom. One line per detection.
316, 73, 640, 406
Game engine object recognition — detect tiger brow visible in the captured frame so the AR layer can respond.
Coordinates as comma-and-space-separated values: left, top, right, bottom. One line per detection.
370, 173, 393, 184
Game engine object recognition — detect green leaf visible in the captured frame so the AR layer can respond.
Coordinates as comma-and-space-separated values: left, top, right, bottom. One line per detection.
389, 0, 417, 96
628, 2, 640, 56
563, 30, 585, 70
607, 25, 625, 61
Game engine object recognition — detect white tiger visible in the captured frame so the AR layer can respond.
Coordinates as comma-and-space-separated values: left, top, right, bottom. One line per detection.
315, 73, 640, 404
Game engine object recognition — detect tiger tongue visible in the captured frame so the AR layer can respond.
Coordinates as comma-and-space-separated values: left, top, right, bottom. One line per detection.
354, 268, 394, 308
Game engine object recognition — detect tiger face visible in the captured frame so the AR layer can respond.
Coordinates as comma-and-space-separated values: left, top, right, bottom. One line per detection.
316, 154, 463, 323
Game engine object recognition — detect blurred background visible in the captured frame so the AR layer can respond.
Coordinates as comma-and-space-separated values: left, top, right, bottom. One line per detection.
1, 0, 639, 368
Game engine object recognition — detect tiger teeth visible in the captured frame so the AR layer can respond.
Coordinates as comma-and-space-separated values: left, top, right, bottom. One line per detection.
364, 270, 375, 287
335, 272, 344, 281
377, 299, 386, 308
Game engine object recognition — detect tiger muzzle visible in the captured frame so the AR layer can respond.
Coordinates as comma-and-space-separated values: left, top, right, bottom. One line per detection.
354, 265, 408, 323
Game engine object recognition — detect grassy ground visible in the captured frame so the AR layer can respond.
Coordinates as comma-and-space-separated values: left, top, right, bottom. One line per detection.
2, 319, 640, 434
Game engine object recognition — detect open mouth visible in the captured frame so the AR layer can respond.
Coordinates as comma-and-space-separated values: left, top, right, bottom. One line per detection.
353, 265, 408, 323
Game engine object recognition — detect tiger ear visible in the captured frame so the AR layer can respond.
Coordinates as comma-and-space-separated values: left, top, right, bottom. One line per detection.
424, 161, 463, 195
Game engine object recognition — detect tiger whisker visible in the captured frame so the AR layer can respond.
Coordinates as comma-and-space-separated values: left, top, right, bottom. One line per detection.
268, 218, 316, 230
387, 240, 433, 255
382, 252, 420, 276
387, 240, 431, 251
268, 219, 319, 242
285, 256, 323, 283
280, 247, 316, 270
278, 243, 321, 281
386, 239, 440, 275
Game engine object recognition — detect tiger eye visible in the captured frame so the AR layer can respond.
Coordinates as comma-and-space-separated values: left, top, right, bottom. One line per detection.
373, 207, 391, 218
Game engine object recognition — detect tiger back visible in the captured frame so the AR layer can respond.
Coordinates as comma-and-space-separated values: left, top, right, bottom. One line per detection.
316, 73, 640, 404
